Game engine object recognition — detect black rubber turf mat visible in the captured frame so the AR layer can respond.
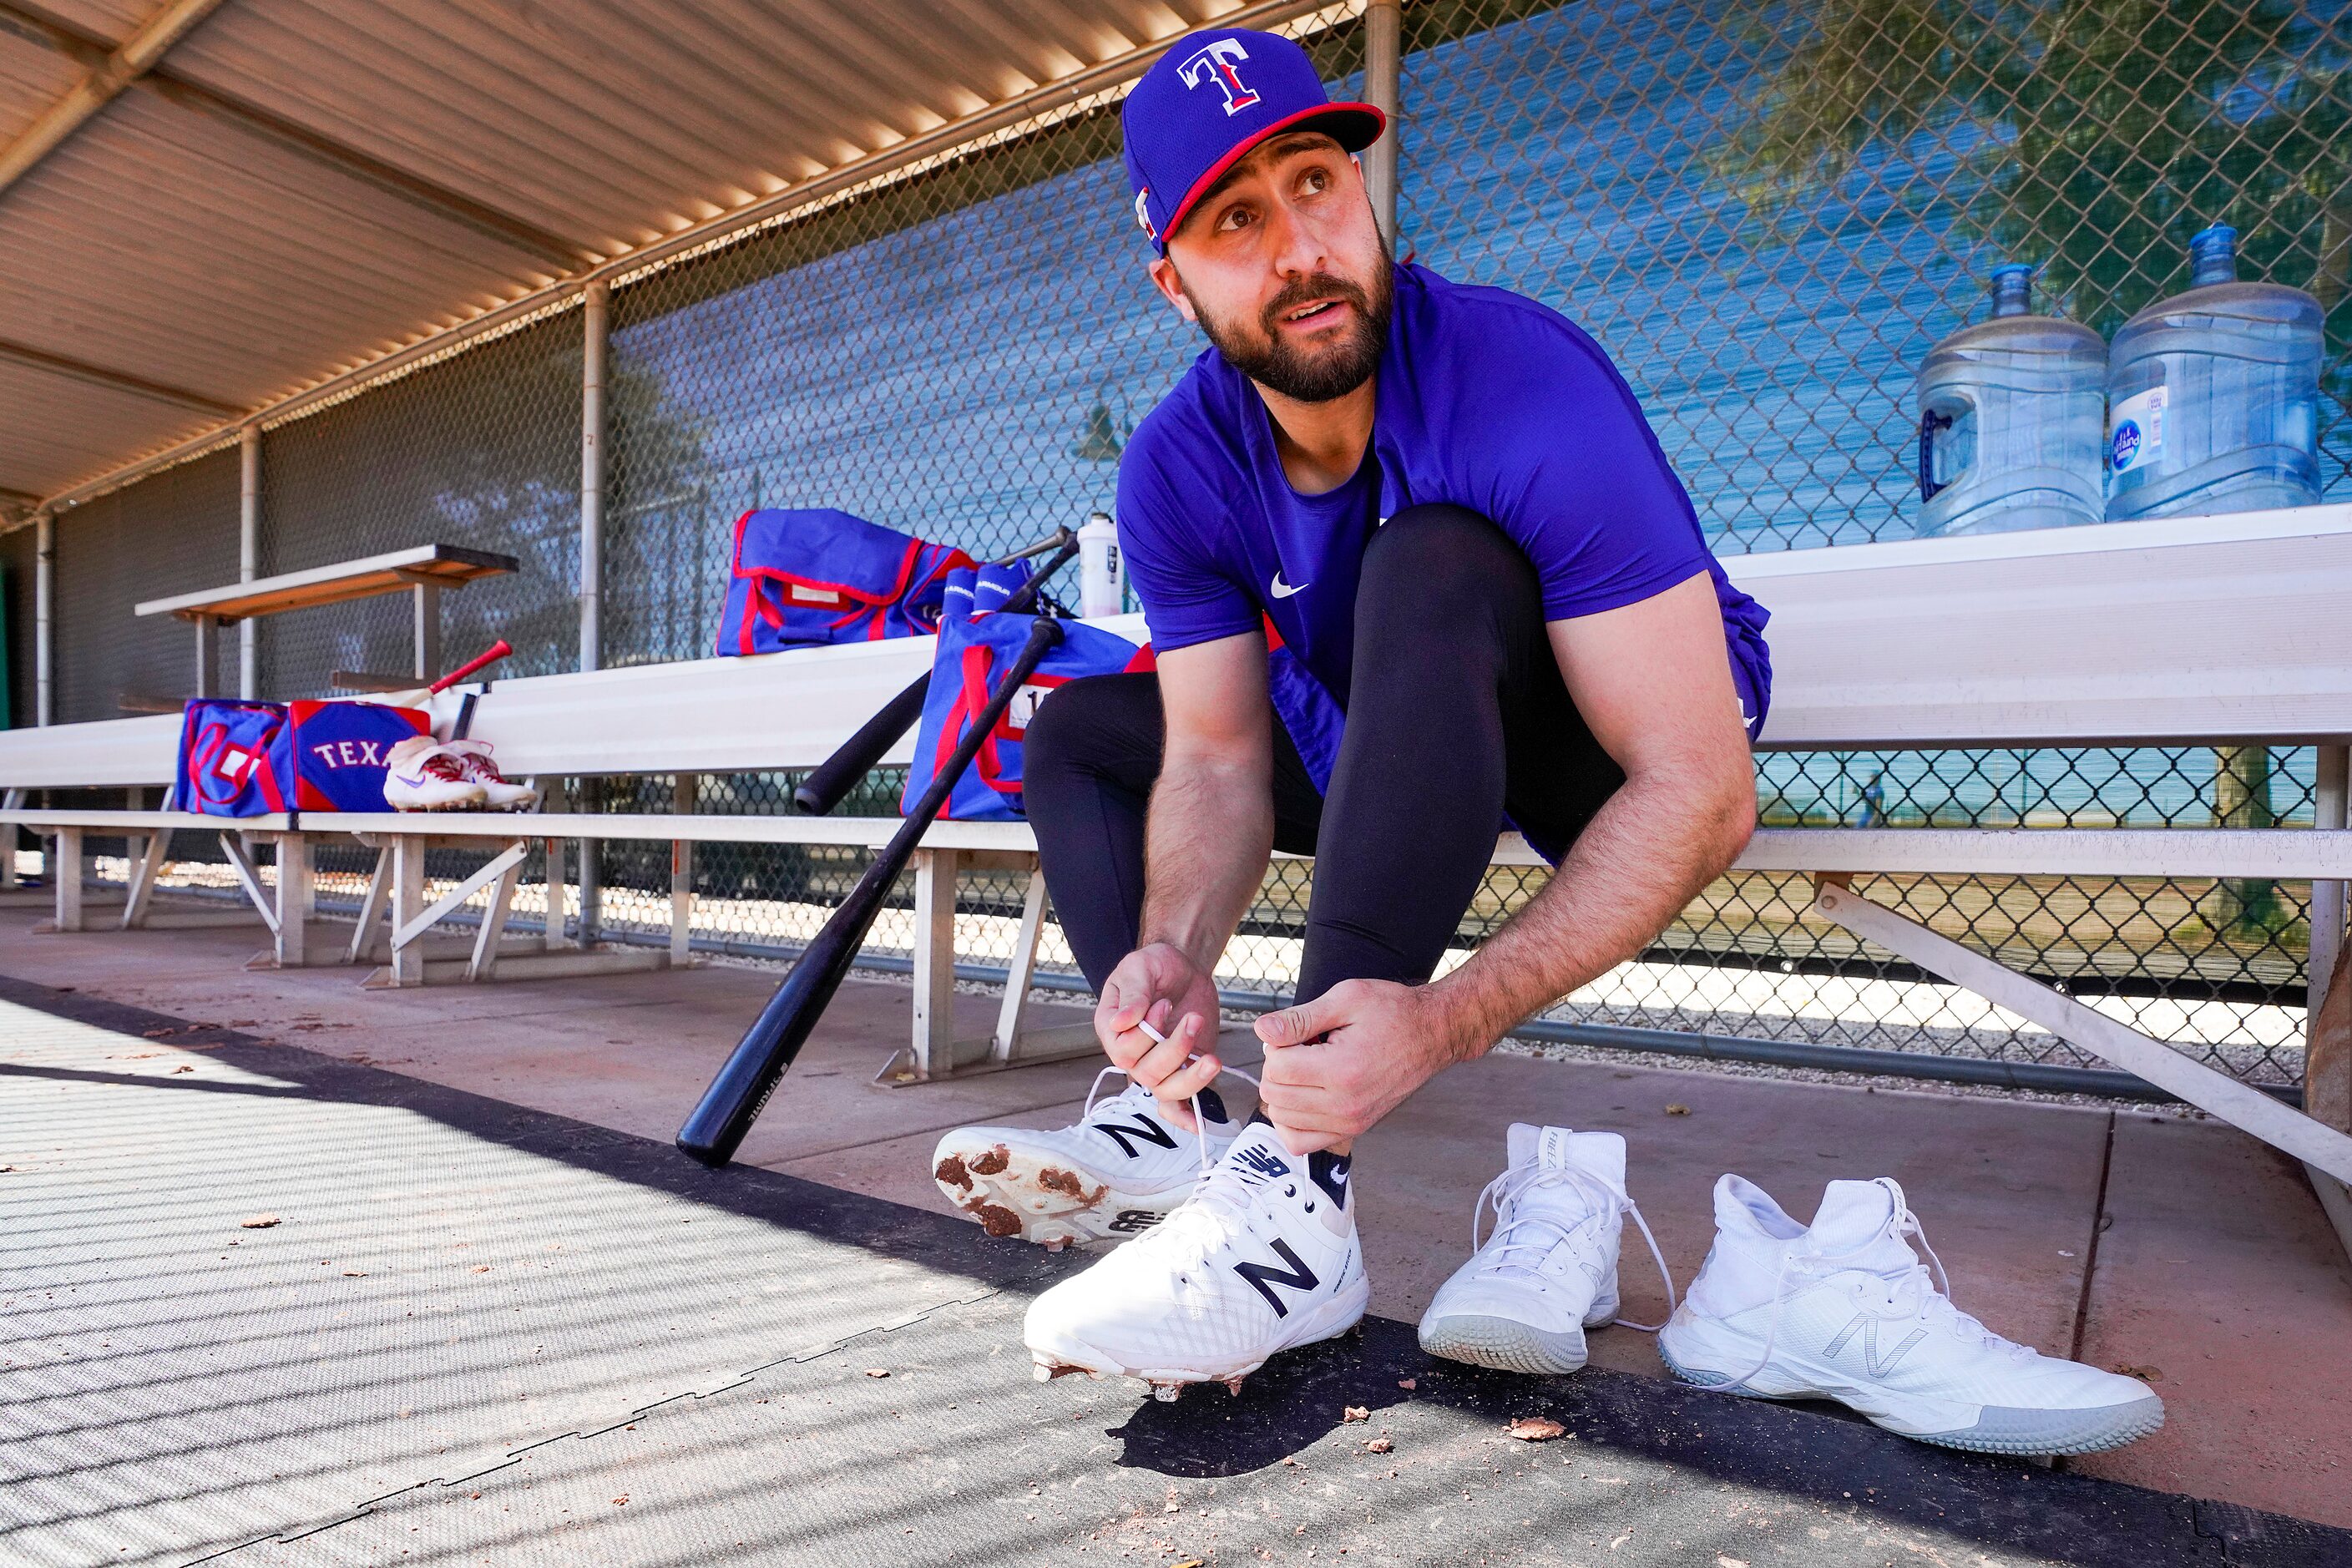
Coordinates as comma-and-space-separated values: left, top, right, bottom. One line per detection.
3, 972, 2344, 1567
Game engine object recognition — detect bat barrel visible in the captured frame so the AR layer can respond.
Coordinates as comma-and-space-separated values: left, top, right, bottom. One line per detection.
678, 613, 1067, 1166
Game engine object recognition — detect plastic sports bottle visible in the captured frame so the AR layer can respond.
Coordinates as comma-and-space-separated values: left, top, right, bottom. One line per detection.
1915, 264, 2107, 537
2105, 224, 2323, 521
1079, 512, 1125, 617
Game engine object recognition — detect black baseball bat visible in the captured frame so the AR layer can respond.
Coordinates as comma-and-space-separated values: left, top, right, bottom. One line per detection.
791, 532, 1080, 816
678, 612, 1067, 1167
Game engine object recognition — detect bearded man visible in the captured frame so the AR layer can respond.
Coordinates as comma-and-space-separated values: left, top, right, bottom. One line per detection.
927, 27, 2164, 1460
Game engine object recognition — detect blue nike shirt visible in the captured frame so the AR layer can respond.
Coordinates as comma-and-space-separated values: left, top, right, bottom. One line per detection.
1116, 262, 1772, 830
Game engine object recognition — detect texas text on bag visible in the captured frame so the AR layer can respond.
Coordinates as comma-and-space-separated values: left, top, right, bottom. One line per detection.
172, 698, 432, 817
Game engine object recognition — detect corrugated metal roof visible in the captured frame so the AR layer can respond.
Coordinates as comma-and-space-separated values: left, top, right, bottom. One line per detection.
0, 0, 1294, 512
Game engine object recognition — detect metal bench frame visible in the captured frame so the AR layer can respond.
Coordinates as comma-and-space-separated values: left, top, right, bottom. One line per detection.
8, 508, 2352, 1242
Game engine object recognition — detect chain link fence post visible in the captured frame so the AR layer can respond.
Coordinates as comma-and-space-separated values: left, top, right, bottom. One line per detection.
1364, 0, 1401, 249
237, 425, 258, 700
579, 280, 609, 945
33, 512, 50, 727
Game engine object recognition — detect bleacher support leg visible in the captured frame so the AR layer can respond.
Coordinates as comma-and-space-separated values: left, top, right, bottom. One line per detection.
53, 827, 83, 933
990, 868, 1050, 1064
910, 847, 963, 1079
1811, 877, 2352, 1186
390, 837, 425, 986
121, 826, 173, 929
670, 772, 696, 964
275, 834, 311, 968
469, 857, 520, 982
348, 846, 392, 964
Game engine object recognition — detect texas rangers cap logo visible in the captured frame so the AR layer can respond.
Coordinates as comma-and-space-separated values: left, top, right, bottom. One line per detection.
1176, 38, 1262, 115
1119, 27, 1384, 255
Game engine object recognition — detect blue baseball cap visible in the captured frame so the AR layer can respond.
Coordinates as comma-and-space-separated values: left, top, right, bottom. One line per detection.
1120, 28, 1384, 253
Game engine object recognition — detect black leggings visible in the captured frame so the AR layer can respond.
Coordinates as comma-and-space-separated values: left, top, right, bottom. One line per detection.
1022, 504, 1626, 1005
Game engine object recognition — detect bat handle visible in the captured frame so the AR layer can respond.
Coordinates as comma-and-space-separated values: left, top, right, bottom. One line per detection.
429, 639, 514, 695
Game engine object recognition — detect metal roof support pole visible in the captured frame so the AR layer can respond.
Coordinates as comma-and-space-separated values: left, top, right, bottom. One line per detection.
238, 425, 259, 698
33, 513, 52, 726
576, 281, 609, 946
1364, 0, 1402, 251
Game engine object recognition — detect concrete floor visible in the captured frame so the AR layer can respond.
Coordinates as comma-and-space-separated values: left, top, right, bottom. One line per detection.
5, 899, 2348, 1529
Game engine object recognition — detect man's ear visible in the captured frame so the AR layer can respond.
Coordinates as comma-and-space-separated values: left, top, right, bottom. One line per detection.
1147, 255, 1198, 323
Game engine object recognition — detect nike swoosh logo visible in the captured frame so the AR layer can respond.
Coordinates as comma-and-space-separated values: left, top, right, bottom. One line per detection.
1270, 574, 1308, 599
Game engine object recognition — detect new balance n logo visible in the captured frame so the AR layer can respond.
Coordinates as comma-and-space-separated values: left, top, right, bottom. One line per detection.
1235, 1146, 1290, 1181
1822, 1315, 1930, 1378
1090, 1115, 1177, 1160
1232, 1239, 1318, 1317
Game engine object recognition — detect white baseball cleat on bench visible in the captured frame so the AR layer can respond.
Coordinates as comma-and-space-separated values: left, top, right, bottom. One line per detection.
1418, 1125, 1676, 1375
382, 736, 488, 811
443, 738, 539, 811
1658, 1174, 2164, 1455
1024, 1120, 1368, 1400
933, 1068, 1242, 1250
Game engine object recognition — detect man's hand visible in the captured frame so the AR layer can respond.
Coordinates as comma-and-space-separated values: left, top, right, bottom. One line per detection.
1252, 979, 1470, 1155
1094, 942, 1224, 1130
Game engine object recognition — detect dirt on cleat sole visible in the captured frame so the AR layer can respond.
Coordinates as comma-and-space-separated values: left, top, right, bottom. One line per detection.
933, 1139, 1181, 1249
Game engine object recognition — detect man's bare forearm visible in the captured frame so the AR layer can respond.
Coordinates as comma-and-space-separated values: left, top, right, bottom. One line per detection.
1424, 765, 1753, 1058
1140, 756, 1276, 973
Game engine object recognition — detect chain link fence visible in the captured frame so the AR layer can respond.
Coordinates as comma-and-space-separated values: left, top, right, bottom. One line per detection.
24, 0, 2352, 1097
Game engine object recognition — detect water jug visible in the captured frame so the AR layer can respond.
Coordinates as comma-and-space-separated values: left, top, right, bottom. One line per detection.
1916, 265, 2107, 536
2105, 225, 2323, 520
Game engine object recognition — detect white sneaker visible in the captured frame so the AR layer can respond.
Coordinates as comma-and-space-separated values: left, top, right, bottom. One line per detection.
443, 739, 539, 811
1658, 1175, 2164, 1455
1419, 1125, 1675, 1375
382, 736, 487, 811
1024, 1121, 1368, 1399
933, 1070, 1243, 1249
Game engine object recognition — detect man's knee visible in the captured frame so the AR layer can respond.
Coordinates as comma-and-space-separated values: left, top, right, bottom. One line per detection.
1025, 671, 1161, 781
1358, 503, 1540, 627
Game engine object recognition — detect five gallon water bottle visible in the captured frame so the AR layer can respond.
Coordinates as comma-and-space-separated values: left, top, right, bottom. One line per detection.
2105, 225, 2323, 520
1915, 264, 2107, 536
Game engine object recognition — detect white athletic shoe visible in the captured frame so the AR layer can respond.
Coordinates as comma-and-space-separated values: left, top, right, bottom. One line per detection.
1418, 1125, 1676, 1375
1024, 1121, 1369, 1399
382, 736, 488, 811
443, 739, 539, 811
1657, 1175, 2164, 1455
933, 1069, 1243, 1249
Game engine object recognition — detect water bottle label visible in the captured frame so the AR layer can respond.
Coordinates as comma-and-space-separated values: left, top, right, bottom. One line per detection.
2108, 385, 2166, 473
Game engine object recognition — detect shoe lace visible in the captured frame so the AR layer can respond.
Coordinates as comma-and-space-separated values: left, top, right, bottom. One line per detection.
417, 750, 471, 783
1081, 1024, 1263, 1181
1714, 1177, 2025, 1393
1471, 1161, 1678, 1333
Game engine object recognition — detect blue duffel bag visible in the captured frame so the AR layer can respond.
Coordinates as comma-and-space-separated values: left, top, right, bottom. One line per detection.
716, 508, 975, 655
171, 700, 295, 817
901, 564, 1147, 822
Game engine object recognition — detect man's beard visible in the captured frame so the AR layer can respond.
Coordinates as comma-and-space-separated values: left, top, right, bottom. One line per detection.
1191, 262, 1393, 403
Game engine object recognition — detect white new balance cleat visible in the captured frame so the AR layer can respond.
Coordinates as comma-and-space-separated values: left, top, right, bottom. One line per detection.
382, 736, 488, 811
1024, 1121, 1368, 1400
1418, 1125, 1676, 1375
1658, 1175, 2164, 1455
934, 1068, 1242, 1250
443, 739, 539, 811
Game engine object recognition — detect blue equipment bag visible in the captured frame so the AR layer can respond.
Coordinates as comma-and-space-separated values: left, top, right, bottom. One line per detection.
902, 565, 1146, 822
717, 508, 975, 656
287, 699, 432, 812
173, 700, 295, 817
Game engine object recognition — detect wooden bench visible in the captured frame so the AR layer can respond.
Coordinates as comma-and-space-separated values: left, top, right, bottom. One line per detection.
134, 543, 518, 699
6, 507, 2351, 1223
